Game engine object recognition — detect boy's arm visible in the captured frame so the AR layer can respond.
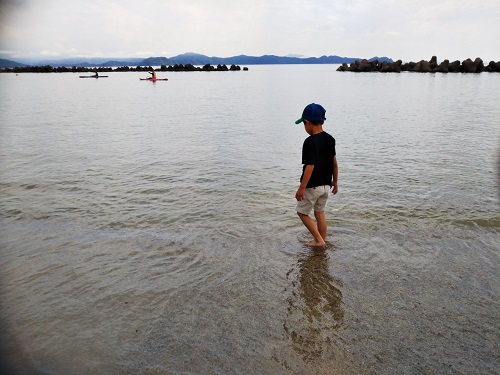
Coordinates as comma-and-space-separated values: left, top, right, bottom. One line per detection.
296, 164, 314, 201
331, 155, 338, 195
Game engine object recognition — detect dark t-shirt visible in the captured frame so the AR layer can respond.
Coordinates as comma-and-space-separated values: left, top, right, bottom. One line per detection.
300, 131, 336, 188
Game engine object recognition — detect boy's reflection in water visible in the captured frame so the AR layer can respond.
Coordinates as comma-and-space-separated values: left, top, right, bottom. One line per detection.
284, 248, 344, 362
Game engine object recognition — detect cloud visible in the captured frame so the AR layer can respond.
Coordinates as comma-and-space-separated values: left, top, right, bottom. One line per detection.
40, 50, 63, 57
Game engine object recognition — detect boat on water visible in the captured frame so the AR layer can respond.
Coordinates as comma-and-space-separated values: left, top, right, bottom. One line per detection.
140, 77, 168, 81
79, 75, 108, 78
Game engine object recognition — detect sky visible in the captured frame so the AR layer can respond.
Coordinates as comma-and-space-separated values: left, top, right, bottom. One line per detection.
0, 0, 499, 63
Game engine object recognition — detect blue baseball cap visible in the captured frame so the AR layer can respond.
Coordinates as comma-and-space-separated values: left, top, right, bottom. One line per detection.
295, 103, 326, 124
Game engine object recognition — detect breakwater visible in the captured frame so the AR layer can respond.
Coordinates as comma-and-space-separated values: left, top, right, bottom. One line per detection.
337, 56, 500, 73
0, 63, 247, 74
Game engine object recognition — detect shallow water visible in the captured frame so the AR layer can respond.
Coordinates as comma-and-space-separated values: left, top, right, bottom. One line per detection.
0, 66, 499, 374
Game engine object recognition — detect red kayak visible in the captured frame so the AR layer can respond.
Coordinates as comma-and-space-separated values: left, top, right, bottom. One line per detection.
140, 77, 168, 81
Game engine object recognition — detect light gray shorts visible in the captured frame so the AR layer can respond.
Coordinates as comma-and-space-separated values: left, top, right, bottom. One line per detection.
296, 185, 330, 215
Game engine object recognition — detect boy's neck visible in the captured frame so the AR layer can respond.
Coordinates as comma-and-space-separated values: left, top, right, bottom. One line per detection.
304, 121, 325, 136
309, 125, 324, 135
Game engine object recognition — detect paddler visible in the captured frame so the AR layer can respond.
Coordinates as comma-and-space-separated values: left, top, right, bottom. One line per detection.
148, 69, 156, 80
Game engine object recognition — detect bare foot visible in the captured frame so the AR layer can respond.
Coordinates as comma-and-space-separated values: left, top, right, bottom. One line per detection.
306, 239, 326, 247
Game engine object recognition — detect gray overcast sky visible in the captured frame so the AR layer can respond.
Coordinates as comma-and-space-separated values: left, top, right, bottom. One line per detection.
1, 0, 498, 62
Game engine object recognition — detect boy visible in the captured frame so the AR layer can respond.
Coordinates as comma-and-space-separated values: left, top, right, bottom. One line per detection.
295, 103, 338, 247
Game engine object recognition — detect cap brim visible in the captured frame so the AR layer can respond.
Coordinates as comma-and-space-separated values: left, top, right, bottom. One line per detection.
294, 118, 303, 124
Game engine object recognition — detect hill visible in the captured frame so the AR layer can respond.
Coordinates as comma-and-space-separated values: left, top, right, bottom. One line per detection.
0, 58, 27, 68
139, 53, 393, 67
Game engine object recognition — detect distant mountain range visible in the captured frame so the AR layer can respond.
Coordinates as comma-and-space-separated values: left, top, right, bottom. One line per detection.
0, 52, 393, 68
0, 58, 27, 68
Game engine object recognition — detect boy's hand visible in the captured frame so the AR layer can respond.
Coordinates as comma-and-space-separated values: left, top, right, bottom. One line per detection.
295, 187, 306, 201
331, 183, 338, 195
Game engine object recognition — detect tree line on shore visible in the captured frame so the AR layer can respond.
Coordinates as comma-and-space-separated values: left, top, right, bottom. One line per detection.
0, 64, 247, 73
337, 56, 500, 73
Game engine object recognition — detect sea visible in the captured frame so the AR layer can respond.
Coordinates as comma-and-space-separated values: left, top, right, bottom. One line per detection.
0, 65, 499, 375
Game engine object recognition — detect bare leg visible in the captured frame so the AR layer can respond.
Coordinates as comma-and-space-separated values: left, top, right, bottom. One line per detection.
314, 210, 327, 241
297, 212, 326, 247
